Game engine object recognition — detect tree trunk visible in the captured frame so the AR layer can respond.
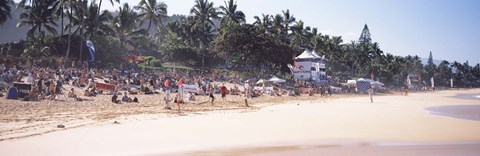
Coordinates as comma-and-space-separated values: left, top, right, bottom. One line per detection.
66, 8, 72, 61
98, 0, 103, 16
147, 19, 152, 32
61, 6, 64, 36
79, 10, 84, 62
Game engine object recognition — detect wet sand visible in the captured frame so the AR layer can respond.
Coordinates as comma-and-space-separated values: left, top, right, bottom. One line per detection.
0, 89, 479, 155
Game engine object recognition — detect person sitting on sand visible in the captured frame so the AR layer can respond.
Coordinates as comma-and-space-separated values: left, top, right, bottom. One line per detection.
143, 86, 153, 94
187, 92, 196, 101
68, 88, 84, 101
24, 86, 39, 101
233, 84, 239, 92
68, 88, 77, 98
89, 86, 97, 96
288, 90, 296, 96
84, 89, 92, 96
111, 92, 120, 104
79, 77, 87, 87
122, 92, 132, 102
197, 87, 204, 96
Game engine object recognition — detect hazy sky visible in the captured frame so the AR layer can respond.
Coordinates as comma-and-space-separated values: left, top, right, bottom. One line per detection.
15, 0, 480, 64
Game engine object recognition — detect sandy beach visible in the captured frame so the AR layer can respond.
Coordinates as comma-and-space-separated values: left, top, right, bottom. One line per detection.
0, 89, 480, 155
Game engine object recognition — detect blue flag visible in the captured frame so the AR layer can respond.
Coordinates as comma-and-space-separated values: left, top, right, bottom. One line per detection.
86, 40, 95, 61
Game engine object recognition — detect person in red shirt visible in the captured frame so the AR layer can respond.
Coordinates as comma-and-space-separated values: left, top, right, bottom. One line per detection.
220, 84, 227, 100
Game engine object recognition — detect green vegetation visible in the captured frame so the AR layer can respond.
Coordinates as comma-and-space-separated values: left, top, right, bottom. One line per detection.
0, 0, 479, 87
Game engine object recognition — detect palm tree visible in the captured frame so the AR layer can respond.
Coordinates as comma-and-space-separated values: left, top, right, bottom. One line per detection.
94, 0, 118, 40
329, 36, 343, 60
219, 0, 245, 24
167, 16, 200, 47
271, 14, 283, 35
17, 0, 59, 39
59, 0, 77, 61
253, 14, 271, 32
282, 9, 295, 41
97, 0, 119, 18
112, 3, 147, 48
290, 20, 311, 49
64, 0, 89, 61
54, 0, 72, 36
190, 0, 219, 68
0, 0, 13, 25
83, 2, 113, 39
135, 0, 168, 32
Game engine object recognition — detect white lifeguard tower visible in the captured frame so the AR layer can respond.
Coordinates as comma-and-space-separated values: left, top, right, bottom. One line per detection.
288, 50, 327, 82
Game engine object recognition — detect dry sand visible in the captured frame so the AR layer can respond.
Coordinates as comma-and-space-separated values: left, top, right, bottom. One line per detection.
0, 89, 479, 155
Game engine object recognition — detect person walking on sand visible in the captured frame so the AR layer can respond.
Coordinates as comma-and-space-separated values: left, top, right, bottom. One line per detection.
244, 90, 250, 107
368, 86, 373, 103
209, 93, 215, 106
163, 96, 172, 110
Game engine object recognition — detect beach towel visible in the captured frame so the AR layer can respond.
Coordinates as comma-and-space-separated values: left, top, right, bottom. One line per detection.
6, 87, 19, 99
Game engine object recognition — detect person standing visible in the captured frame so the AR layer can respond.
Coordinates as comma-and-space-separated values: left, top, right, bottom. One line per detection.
368, 86, 373, 103
244, 90, 250, 107
37, 78, 43, 94
209, 93, 215, 106
163, 96, 171, 110
220, 84, 227, 100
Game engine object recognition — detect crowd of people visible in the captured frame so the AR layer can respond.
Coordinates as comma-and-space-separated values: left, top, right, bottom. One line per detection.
0, 63, 379, 104
1, 59, 449, 108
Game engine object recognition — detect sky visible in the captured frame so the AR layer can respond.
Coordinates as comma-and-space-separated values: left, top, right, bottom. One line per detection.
12, 0, 480, 65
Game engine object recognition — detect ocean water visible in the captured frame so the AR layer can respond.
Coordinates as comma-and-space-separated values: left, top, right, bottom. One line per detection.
451, 94, 480, 100
425, 105, 480, 121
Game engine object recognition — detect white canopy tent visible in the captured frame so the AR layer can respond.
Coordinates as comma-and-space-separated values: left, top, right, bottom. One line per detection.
311, 50, 321, 58
295, 50, 321, 59
268, 76, 286, 83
